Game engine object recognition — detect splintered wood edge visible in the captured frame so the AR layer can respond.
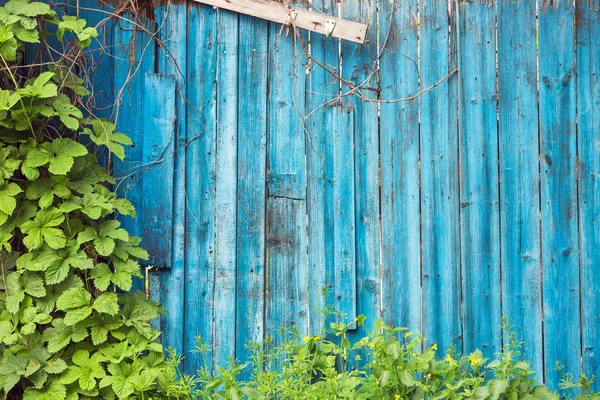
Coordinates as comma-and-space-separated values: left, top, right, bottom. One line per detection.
190, 0, 368, 44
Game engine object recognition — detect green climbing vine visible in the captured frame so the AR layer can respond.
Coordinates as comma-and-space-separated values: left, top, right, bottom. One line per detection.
0, 1, 176, 398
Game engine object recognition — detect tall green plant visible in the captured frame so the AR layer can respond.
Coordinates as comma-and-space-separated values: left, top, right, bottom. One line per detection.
0, 1, 175, 398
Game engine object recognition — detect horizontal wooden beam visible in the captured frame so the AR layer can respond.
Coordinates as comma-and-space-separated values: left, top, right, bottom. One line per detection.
189, 0, 368, 44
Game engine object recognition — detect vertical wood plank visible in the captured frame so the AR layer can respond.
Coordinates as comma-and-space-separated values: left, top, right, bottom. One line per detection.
379, 0, 421, 332
140, 73, 175, 271
184, 2, 218, 373
340, 0, 380, 341
497, 0, 543, 376
235, 14, 268, 370
212, 8, 239, 368
154, 4, 187, 356
77, 0, 114, 120
576, 0, 600, 388
457, 0, 501, 357
113, 16, 156, 251
333, 106, 356, 324
420, 0, 461, 351
306, 0, 338, 335
265, 22, 309, 342
538, 0, 579, 386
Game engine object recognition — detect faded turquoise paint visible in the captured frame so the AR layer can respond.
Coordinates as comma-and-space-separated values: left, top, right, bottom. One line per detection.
73, 0, 600, 385
456, 0, 501, 358
538, 0, 580, 387
379, 0, 420, 334
498, 0, 543, 377
577, 0, 600, 391
420, 0, 461, 352
184, 1, 218, 374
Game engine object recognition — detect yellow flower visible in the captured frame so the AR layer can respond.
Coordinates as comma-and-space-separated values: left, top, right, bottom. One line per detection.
445, 354, 454, 363
303, 336, 310, 343
431, 343, 438, 351
468, 354, 480, 366
355, 355, 361, 361
395, 395, 401, 400
404, 332, 413, 339
313, 335, 321, 342
412, 353, 418, 358
368, 343, 375, 349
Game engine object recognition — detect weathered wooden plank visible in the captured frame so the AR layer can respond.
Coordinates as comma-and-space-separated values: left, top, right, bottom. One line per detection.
497, 0, 543, 376
112, 16, 156, 294
538, 0, 579, 386
305, 0, 337, 334
141, 73, 175, 271
190, 0, 367, 44
212, 8, 240, 369
341, 0, 379, 340
379, 0, 420, 333
113, 15, 156, 230
333, 106, 356, 325
457, 0, 501, 358
184, 1, 218, 374
154, 4, 187, 356
419, 0, 461, 352
576, 0, 600, 388
77, 0, 115, 120
265, 22, 309, 344
235, 14, 268, 372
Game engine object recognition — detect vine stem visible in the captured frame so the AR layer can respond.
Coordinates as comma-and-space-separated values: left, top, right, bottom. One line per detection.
0, 257, 8, 297
0, 53, 37, 140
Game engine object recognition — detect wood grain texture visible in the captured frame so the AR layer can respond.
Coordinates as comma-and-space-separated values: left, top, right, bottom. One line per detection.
576, 0, 600, 389
112, 16, 156, 295
235, 13, 268, 373
379, 0, 421, 333
419, 0, 461, 352
305, 0, 338, 334
457, 0, 501, 358
154, 4, 187, 356
538, 0, 580, 387
497, 0, 543, 376
184, 1, 218, 374
265, 21, 309, 345
212, 8, 240, 369
341, 0, 380, 341
190, 0, 367, 43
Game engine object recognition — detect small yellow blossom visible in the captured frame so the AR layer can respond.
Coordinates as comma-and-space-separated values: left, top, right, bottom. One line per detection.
412, 353, 418, 358
468, 354, 480, 366
368, 343, 375, 349
395, 395, 401, 400
355, 355, 361, 361
303, 336, 310, 343
431, 343, 438, 351
404, 332, 413, 339
313, 335, 321, 341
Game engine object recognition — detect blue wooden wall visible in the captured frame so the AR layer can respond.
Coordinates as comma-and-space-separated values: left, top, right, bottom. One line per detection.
79, 0, 600, 387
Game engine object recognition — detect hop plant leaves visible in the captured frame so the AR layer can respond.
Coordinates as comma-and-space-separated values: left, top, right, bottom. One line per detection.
20, 207, 66, 249
24, 138, 88, 175
0, 3, 170, 399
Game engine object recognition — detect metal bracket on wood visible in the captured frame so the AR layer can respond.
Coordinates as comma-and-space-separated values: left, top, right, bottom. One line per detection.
190, 0, 368, 44
325, 19, 336, 36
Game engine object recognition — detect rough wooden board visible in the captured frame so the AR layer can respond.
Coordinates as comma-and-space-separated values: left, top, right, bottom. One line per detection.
190, 0, 367, 44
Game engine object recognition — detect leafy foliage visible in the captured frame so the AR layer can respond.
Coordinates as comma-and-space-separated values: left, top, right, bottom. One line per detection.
166, 304, 599, 400
0, 2, 177, 398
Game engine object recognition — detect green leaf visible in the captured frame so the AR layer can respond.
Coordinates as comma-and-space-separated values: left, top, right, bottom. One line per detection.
21, 208, 66, 250
89, 263, 111, 291
23, 380, 67, 400
4, 0, 51, 17
53, 98, 83, 130
44, 358, 67, 374
93, 292, 119, 316
56, 287, 90, 310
